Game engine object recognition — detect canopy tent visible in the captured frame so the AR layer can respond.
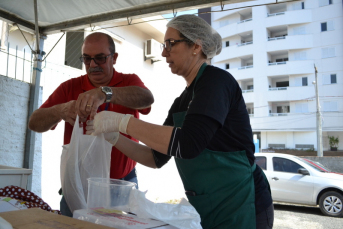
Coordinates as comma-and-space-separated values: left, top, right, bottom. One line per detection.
0, 0, 251, 189
0, 0, 250, 34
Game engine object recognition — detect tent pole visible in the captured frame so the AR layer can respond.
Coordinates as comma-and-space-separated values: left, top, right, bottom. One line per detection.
24, 0, 46, 191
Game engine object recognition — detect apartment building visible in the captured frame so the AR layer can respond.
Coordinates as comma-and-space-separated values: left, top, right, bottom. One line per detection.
211, 0, 343, 151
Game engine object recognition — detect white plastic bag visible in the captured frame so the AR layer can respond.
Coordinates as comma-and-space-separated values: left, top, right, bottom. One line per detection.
60, 115, 112, 213
129, 189, 202, 229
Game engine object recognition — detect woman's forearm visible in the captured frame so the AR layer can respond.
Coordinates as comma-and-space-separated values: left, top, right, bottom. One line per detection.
126, 117, 173, 155
115, 134, 158, 168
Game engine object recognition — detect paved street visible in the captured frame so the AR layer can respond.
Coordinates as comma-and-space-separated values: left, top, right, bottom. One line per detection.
274, 203, 343, 229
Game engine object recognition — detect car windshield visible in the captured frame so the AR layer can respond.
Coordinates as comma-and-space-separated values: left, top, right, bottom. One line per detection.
298, 158, 331, 172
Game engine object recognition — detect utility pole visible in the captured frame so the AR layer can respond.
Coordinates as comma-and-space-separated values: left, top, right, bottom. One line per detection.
314, 65, 323, 157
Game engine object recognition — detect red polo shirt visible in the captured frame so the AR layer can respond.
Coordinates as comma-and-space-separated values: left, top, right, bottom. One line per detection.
40, 69, 151, 179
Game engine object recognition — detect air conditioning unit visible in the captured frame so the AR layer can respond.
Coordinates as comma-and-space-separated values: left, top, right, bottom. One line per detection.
145, 39, 162, 63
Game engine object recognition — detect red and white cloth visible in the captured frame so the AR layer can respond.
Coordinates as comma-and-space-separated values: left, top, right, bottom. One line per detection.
0, 185, 60, 214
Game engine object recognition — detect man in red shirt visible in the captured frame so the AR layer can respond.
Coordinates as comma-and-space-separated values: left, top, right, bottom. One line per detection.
28, 32, 154, 216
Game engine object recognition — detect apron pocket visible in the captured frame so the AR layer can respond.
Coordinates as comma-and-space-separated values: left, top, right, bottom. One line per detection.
187, 193, 213, 229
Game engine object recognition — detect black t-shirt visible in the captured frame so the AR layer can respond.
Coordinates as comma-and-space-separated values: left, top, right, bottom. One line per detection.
152, 65, 272, 214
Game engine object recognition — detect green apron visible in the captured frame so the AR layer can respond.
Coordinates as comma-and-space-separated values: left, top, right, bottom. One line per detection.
173, 63, 256, 229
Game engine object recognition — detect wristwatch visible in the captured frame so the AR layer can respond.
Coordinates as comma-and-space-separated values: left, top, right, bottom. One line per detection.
100, 86, 113, 103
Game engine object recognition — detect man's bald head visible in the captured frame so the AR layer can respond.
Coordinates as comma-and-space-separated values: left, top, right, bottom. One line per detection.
83, 32, 115, 54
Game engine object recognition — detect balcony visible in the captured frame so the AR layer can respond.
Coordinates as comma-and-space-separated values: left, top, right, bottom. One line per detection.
213, 44, 253, 63
269, 113, 288, 116
266, 34, 313, 51
267, 85, 314, 102
238, 65, 253, 70
266, 60, 314, 76
251, 113, 316, 131
268, 61, 286, 66
268, 36, 286, 41
237, 18, 252, 24
267, 12, 285, 17
237, 41, 253, 47
266, 10, 312, 28
228, 67, 255, 81
242, 90, 254, 103
217, 18, 253, 39
269, 87, 287, 91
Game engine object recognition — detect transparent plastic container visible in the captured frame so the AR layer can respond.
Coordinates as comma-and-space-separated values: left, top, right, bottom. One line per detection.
87, 178, 135, 212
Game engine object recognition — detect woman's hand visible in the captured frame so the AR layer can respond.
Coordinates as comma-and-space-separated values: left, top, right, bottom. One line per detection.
86, 111, 133, 135
86, 118, 120, 145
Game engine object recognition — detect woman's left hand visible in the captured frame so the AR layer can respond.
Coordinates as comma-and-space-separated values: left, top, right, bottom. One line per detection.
86, 111, 132, 135
85, 122, 120, 145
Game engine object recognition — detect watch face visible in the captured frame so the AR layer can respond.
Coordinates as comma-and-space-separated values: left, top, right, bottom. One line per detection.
102, 87, 112, 93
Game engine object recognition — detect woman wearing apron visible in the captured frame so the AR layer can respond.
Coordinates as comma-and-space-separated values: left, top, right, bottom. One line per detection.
87, 15, 274, 229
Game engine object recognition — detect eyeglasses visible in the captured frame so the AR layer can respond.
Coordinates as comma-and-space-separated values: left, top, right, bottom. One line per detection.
79, 53, 113, 65
161, 39, 189, 52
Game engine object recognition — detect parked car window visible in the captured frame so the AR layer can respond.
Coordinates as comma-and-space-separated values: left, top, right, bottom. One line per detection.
255, 157, 266, 170
299, 158, 330, 172
273, 157, 303, 173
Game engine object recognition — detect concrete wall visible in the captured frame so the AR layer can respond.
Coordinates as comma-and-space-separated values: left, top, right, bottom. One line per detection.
0, 74, 42, 196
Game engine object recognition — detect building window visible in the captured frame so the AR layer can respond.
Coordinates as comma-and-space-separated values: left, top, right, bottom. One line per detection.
323, 74, 337, 84
319, 0, 332, 7
294, 77, 308, 86
277, 106, 290, 113
302, 77, 308, 86
323, 101, 338, 112
65, 32, 84, 70
321, 21, 334, 32
247, 107, 254, 114
276, 81, 289, 87
247, 85, 254, 90
321, 47, 335, 58
292, 2, 304, 10
225, 63, 230, 69
276, 58, 288, 62
225, 41, 230, 47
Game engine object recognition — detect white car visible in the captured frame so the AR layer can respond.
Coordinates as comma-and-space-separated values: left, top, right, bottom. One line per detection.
255, 153, 343, 217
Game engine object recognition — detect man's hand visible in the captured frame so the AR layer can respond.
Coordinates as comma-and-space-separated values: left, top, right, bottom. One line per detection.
86, 120, 119, 145
75, 88, 106, 122
90, 111, 133, 135
58, 100, 78, 126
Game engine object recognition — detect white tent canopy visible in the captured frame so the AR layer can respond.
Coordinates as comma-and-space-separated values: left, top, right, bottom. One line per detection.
0, 0, 249, 35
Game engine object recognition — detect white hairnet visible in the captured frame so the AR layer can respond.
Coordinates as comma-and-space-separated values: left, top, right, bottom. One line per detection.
167, 14, 222, 59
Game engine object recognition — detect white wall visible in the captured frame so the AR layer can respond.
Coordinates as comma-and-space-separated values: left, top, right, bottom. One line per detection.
0, 75, 42, 196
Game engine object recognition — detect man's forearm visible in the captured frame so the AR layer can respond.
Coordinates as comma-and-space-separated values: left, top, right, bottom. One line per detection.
111, 86, 154, 109
28, 106, 62, 133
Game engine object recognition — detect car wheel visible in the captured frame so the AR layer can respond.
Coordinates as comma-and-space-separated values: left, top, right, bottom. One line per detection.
319, 191, 343, 217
